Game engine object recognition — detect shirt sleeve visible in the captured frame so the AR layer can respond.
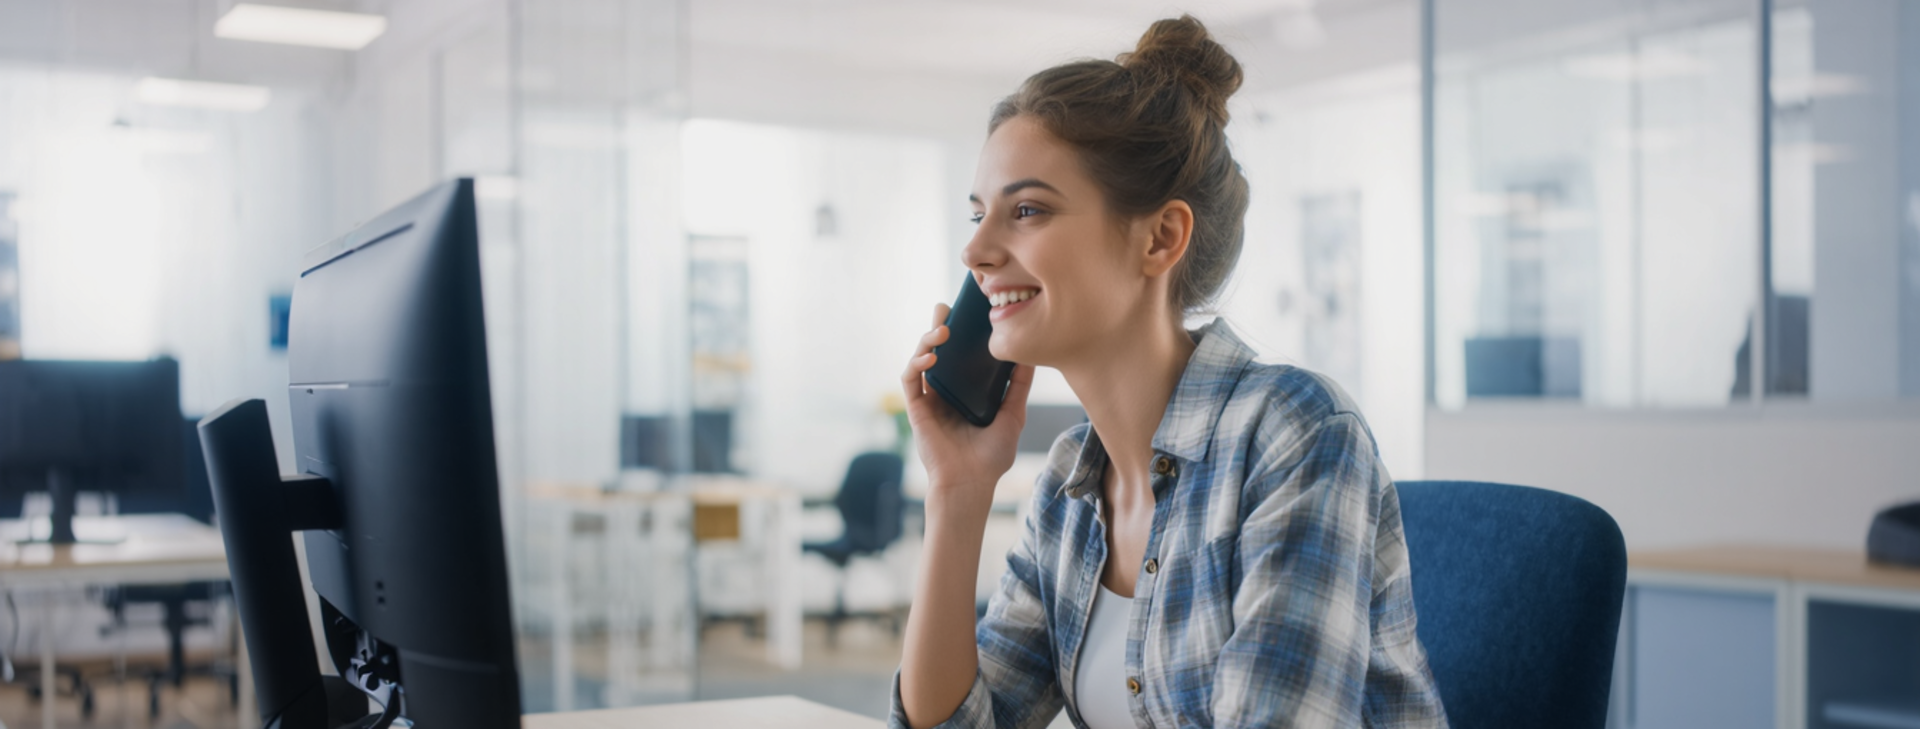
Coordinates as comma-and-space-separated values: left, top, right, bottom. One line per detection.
887, 487, 1067, 729
1208, 411, 1449, 728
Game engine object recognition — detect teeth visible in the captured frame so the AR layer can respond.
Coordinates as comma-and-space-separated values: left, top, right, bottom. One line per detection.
990, 289, 1037, 308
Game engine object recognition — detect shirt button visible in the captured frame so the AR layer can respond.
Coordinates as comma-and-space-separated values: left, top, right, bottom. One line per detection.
1126, 677, 1141, 695
1152, 456, 1175, 477
1144, 558, 1159, 575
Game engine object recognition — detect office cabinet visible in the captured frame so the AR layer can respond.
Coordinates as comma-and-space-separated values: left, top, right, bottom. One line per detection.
1613, 547, 1920, 729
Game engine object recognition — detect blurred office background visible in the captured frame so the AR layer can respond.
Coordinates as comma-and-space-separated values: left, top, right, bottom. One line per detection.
0, 0, 1914, 725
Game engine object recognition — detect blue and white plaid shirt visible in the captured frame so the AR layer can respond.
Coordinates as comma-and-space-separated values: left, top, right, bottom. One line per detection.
891, 320, 1448, 728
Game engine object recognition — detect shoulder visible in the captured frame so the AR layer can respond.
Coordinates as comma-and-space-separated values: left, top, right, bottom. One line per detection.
1221, 362, 1377, 477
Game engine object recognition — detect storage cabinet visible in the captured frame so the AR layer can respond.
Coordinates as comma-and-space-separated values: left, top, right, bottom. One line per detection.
1612, 547, 1920, 729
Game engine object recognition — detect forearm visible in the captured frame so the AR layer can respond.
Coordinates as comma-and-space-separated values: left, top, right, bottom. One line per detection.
899, 483, 995, 729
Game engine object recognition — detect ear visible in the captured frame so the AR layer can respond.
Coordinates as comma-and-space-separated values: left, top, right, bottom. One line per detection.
1140, 199, 1194, 278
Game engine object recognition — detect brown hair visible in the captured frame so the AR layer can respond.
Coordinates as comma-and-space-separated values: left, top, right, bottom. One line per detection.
989, 14, 1250, 314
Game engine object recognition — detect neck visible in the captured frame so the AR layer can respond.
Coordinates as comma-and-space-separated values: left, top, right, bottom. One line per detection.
1058, 312, 1198, 491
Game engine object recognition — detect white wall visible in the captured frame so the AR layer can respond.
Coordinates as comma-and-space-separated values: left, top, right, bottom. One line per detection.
681, 120, 951, 495
1426, 407, 1920, 549
1223, 68, 1427, 478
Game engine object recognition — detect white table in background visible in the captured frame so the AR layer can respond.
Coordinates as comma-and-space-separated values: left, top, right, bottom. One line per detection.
0, 514, 231, 729
688, 478, 804, 670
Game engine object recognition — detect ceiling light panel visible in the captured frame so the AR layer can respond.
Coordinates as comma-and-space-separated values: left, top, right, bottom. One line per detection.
214, 4, 388, 50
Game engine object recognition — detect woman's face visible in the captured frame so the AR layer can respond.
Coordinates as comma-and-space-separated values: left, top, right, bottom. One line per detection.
965, 115, 1163, 367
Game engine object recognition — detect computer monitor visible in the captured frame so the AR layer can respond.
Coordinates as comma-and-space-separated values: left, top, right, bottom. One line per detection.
0, 358, 184, 543
199, 178, 520, 728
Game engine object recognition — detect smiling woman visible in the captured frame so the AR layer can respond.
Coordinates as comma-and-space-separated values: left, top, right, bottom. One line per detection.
894, 14, 1449, 729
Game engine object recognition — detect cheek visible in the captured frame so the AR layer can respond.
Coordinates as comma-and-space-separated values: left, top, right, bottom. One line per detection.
1037, 242, 1129, 316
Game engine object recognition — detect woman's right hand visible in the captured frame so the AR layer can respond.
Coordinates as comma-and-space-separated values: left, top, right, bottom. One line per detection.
900, 302, 1035, 508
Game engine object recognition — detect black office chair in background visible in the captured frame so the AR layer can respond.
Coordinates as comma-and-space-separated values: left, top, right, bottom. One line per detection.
802, 451, 905, 647
95, 417, 239, 719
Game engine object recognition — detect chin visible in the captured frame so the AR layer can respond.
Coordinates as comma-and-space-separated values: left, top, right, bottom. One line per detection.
987, 328, 1033, 365
988, 325, 1056, 367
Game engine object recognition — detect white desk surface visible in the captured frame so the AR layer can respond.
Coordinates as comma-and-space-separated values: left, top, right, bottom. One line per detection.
0, 513, 229, 588
526, 696, 883, 729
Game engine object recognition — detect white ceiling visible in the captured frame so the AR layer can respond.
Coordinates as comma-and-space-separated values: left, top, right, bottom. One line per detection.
0, 0, 1419, 136
680, 0, 1418, 135
689, 0, 1319, 79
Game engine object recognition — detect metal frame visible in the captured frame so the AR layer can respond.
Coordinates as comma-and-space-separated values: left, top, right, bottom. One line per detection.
1753, 0, 1775, 404
1421, 0, 1437, 405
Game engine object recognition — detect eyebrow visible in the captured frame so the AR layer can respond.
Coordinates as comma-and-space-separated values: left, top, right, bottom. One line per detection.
968, 178, 1062, 204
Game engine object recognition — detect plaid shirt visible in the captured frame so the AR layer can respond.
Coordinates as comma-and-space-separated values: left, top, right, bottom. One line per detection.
891, 320, 1448, 729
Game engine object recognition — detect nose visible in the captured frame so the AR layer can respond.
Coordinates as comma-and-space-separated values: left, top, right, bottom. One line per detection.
961, 220, 1005, 273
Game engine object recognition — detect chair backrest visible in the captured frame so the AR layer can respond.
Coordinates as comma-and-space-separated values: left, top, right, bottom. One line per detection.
836, 451, 905, 552
1395, 480, 1627, 729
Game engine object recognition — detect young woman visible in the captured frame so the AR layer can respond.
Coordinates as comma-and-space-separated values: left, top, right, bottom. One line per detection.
891, 15, 1448, 729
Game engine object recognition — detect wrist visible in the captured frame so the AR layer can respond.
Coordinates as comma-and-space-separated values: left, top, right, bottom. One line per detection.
925, 477, 997, 522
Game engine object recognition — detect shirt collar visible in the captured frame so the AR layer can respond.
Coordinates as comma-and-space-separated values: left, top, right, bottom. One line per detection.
1060, 318, 1257, 498
1150, 318, 1256, 462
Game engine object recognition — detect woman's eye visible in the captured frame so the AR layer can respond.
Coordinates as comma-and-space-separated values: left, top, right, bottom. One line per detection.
969, 212, 984, 224
1014, 205, 1043, 219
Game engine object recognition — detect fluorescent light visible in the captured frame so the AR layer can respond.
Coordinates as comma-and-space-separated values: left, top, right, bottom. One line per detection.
135, 77, 272, 112
214, 3, 387, 50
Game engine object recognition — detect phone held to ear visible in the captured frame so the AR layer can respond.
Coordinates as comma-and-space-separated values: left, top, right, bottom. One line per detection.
924, 274, 1016, 427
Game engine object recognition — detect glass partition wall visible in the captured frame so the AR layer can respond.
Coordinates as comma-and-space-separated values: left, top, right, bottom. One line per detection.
1429, 0, 1920, 409
378, 0, 702, 713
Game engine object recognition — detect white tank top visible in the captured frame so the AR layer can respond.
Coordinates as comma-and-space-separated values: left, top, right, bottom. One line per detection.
1074, 584, 1137, 729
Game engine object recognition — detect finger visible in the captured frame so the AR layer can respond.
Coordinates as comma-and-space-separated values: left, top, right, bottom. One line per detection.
917, 325, 949, 351
931, 302, 950, 329
1000, 364, 1038, 417
899, 352, 937, 400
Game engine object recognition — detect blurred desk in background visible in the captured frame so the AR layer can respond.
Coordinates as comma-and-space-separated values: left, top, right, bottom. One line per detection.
687, 477, 803, 670
523, 483, 698, 711
1621, 545, 1920, 729
528, 694, 881, 728
0, 514, 228, 587
0, 513, 231, 729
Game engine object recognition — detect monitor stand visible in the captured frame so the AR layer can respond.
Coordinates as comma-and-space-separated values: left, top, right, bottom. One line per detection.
45, 468, 74, 544
199, 398, 389, 729
14, 470, 128, 545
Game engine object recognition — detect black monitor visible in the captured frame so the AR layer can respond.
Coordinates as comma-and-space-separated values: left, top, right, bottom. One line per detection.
199, 178, 520, 728
0, 358, 184, 542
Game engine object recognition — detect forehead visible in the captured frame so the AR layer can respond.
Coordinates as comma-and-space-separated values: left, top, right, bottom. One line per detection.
973, 115, 1088, 199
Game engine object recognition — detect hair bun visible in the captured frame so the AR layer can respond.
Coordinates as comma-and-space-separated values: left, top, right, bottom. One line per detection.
1120, 14, 1243, 125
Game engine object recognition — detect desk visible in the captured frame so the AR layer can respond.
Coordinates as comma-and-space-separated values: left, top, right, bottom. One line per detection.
687, 479, 803, 670
1622, 544, 1920, 729
524, 484, 699, 710
528, 695, 882, 729
0, 514, 230, 729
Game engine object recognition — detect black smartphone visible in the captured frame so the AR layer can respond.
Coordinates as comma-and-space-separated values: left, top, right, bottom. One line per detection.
924, 274, 1016, 427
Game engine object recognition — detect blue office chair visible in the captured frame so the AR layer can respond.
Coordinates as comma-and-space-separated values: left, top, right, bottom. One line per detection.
803, 451, 905, 646
1395, 480, 1627, 729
